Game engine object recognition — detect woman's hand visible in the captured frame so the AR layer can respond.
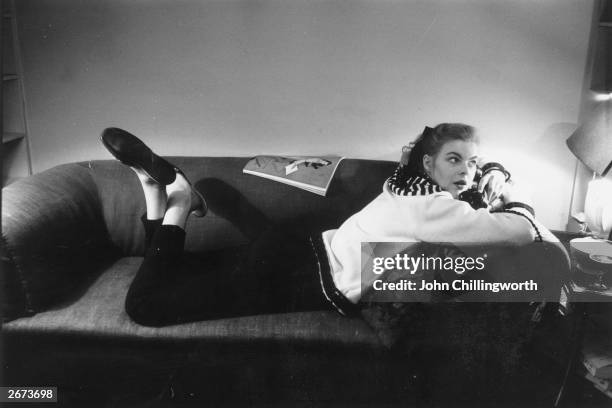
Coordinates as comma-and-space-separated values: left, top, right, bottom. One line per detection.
500, 180, 532, 205
400, 142, 416, 166
478, 169, 506, 203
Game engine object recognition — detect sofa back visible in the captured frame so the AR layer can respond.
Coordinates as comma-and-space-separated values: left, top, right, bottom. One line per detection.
89, 157, 397, 255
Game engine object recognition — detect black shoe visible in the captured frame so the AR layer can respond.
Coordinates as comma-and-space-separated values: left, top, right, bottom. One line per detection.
174, 168, 208, 218
100, 127, 177, 185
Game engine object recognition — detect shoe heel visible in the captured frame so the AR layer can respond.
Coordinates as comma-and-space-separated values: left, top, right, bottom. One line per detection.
191, 188, 208, 218
173, 167, 207, 218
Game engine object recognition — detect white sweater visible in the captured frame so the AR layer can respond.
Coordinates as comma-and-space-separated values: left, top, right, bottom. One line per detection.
321, 180, 549, 303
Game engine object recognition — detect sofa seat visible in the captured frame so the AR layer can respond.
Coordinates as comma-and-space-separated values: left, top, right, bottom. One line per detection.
4, 256, 380, 346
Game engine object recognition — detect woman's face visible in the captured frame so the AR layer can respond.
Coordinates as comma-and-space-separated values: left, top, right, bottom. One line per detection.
423, 140, 479, 198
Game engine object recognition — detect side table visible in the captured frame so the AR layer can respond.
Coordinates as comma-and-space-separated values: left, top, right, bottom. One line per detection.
551, 230, 612, 406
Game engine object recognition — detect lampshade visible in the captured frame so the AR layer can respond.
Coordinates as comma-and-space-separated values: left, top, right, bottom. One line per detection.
591, 1, 612, 93
603, 0, 612, 23
566, 102, 612, 176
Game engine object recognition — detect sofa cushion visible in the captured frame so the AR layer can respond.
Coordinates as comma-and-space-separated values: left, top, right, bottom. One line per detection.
3, 257, 381, 347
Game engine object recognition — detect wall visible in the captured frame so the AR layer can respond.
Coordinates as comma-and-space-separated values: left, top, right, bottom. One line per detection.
16, 0, 593, 230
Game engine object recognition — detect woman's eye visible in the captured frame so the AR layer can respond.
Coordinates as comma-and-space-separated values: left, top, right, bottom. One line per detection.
449, 158, 458, 164
468, 160, 477, 167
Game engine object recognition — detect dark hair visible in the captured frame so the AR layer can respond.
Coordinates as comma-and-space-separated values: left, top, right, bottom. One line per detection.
404, 123, 479, 176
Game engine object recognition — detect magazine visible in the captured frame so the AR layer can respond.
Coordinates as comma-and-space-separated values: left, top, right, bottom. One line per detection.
243, 155, 344, 196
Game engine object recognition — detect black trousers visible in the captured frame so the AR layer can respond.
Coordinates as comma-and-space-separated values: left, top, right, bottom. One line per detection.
124, 216, 333, 327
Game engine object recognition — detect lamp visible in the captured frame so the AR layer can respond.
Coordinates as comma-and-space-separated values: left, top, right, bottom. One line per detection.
566, 98, 612, 290
566, 100, 612, 240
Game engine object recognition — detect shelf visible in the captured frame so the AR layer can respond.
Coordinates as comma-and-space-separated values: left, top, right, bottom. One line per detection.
3, 132, 25, 144
1, 0, 32, 183
601, 22, 612, 27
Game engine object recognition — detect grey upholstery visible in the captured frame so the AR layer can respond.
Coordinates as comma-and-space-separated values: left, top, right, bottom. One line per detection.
2, 157, 395, 334
5, 257, 379, 345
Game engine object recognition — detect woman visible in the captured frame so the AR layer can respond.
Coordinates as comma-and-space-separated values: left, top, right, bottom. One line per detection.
100, 123, 540, 327
327, 123, 543, 303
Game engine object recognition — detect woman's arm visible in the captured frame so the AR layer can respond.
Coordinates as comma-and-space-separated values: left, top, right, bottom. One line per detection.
416, 194, 537, 245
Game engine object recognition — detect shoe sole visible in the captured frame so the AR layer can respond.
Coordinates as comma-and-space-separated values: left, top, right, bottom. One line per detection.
100, 128, 176, 185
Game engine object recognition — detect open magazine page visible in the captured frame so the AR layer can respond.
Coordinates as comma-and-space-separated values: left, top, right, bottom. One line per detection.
243, 155, 344, 196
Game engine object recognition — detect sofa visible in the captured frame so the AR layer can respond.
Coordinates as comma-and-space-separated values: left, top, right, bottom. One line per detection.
1, 157, 573, 407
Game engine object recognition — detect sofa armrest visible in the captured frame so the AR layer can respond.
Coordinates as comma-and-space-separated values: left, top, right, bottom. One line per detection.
2, 163, 118, 320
